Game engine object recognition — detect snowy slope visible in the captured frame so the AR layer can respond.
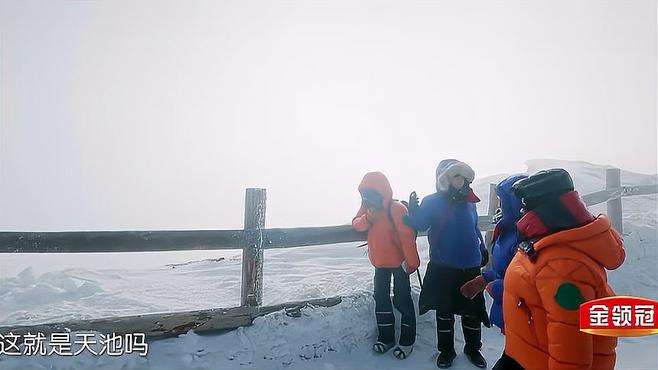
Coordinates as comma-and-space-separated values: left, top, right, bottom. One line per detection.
2, 287, 656, 370
0, 159, 656, 369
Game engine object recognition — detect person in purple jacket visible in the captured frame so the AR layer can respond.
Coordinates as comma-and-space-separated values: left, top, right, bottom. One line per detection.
460, 174, 528, 331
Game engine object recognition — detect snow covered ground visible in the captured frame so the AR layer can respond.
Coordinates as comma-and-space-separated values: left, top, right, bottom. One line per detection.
1, 159, 656, 369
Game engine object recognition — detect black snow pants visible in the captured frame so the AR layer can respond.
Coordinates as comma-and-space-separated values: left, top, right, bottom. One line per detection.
436, 312, 482, 353
373, 267, 416, 346
419, 263, 489, 353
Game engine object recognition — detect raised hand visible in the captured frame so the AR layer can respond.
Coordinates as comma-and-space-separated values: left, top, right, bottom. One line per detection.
408, 191, 419, 213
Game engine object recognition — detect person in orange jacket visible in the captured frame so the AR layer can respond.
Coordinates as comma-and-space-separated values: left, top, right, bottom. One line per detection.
352, 171, 420, 359
494, 169, 625, 370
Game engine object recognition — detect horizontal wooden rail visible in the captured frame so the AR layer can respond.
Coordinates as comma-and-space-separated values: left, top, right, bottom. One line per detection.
0, 296, 343, 339
582, 188, 621, 206
0, 227, 363, 253
263, 225, 365, 249
0, 218, 495, 253
264, 219, 490, 249
0, 230, 245, 253
0, 184, 653, 254
622, 184, 658, 197
581, 185, 658, 207
1, 169, 654, 254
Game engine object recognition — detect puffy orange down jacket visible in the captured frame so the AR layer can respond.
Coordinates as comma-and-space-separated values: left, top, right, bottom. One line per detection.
503, 215, 626, 370
352, 172, 420, 272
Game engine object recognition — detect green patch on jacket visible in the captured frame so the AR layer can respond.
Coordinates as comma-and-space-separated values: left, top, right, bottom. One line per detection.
554, 282, 585, 311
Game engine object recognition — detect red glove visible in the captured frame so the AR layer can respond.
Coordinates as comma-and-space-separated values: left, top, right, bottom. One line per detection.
460, 275, 486, 299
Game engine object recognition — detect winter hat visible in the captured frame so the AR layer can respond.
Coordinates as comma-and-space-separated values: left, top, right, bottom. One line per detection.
513, 169, 594, 240
512, 169, 574, 210
435, 159, 475, 192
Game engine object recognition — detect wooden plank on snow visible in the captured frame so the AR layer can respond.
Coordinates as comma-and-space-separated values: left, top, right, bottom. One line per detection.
0, 296, 344, 340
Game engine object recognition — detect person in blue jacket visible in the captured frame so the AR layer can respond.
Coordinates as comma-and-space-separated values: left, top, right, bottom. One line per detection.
460, 174, 527, 332
404, 159, 490, 369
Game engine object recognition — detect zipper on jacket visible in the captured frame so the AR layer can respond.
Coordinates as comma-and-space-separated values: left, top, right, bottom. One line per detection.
517, 298, 534, 327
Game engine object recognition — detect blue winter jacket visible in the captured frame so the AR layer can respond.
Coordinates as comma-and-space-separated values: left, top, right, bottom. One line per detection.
405, 187, 486, 269
481, 174, 527, 330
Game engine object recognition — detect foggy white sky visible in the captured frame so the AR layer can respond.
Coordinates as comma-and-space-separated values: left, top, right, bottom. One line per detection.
0, 0, 656, 231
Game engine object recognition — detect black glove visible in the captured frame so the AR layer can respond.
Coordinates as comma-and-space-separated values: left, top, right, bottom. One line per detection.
492, 207, 503, 224
480, 247, 490, 267
408, 191, 419, 213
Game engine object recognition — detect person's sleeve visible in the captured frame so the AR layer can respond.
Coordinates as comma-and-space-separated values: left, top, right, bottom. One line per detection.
473, 208, 491, 266
482, 268, 497, 283
393, 204, 420, 273
474, 207, 487, 255
404, 197, 431, 231
503, 233, 519, 268
478, 229, 486, 253
351, 205, 370, 232
535, 260, 598, 370
487, 278, 504, 302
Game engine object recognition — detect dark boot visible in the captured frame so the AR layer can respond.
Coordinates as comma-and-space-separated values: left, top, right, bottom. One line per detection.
393, 345, 413, 360
373, 268, 395, 346
372, 341, 395, 354
464, 349, 487, 368
462, 315, 486, 368
436, 349, 457, 368
392, 267, 416, 346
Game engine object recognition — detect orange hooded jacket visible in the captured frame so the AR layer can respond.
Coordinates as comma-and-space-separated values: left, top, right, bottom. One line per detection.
503, 215, 626, 370
352, 172, 420, 273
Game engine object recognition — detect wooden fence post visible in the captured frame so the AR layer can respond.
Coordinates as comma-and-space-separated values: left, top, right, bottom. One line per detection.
606, 167, 623, 234
484, 183, 499, 263
241, 188, 266, 307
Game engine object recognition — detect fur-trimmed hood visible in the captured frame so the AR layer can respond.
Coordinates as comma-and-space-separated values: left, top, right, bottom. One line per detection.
435, 159, 475, 192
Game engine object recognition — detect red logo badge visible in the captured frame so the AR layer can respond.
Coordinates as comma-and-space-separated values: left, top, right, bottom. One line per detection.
579, 296, 658, 337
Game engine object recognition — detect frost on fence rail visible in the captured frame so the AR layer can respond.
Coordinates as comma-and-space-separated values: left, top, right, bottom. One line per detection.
0, 171, 654, 254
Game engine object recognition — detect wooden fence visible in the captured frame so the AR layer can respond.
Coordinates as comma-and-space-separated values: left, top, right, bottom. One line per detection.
0, 168, 655, 338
